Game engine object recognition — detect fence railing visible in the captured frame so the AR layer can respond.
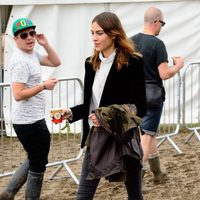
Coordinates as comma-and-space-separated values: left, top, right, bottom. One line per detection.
1, 63, 200, 182
157, 72, 182, 154
182, 62, 200, 143
0, 77, 84, 185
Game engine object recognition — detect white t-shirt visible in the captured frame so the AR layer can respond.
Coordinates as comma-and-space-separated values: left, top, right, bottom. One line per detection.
10, 48, 45, 124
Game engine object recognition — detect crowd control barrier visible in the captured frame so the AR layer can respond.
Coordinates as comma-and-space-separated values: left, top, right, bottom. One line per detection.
1, 64, 200, 183
156, 72, 182, 154
182, 62, 200, 143
0, 77, 83, 185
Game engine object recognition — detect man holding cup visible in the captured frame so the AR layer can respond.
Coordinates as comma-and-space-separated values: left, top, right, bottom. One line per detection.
130, 7, 184, 189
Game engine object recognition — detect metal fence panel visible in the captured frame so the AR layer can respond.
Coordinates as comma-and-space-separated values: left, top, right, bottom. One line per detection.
182, 62, 200, 143
156, 72, 182, 154
0, 78, 83, 185
2, 63, 199, 181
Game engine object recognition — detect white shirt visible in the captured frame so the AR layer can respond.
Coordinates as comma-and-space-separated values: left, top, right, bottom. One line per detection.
10, 48, 45, 124
89, 51, 116, 113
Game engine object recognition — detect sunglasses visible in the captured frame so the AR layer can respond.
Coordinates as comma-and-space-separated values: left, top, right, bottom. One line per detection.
159, 20, 166, 27
154, 20, 166, 27
18, 30, 37, 40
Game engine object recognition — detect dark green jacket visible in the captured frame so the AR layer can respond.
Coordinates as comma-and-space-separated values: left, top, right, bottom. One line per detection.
86, 104, 143, 182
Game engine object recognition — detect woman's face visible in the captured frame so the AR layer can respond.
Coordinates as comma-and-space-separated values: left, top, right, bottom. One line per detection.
91, 22, 115, 58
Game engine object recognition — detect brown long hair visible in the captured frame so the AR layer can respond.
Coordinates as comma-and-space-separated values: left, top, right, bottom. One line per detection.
89, 12, 141, 71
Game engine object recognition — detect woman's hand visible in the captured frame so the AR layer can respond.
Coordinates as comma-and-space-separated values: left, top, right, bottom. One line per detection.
89, 113, 100, 127
62, 108, 73, 121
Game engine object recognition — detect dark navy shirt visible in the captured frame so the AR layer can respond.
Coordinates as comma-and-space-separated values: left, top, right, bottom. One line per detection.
131, 33, 168, 85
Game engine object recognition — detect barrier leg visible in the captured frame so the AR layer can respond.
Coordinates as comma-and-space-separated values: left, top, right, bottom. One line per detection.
185, 129, 200, 143
157, 135, 182, 154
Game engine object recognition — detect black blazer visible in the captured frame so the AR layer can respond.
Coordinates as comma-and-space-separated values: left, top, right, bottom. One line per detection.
71, 54, 146, 148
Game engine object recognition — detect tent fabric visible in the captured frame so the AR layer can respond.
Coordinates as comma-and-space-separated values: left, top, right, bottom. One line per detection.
0, 0, 188, 6
3, 1, 200, 134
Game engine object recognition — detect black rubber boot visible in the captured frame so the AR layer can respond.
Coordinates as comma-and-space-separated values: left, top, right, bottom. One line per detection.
25, 170, 44, 200
0, 159, 29, 200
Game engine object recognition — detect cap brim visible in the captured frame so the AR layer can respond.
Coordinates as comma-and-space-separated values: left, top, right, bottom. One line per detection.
14, 25, 36, 36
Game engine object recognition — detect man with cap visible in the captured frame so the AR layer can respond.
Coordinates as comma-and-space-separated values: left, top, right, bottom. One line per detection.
0, 18, 61, 200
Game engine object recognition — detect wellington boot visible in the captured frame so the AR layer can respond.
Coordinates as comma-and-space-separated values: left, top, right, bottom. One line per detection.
25, 170, 44, 200
148, 156, 167, 185
0, 191, 14, 200
0, 159, 29, 200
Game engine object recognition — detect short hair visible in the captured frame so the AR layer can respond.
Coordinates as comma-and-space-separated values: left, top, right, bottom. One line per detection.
144, 7, 163, 24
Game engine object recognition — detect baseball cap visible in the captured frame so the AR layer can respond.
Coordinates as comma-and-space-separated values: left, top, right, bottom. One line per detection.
12, 18, 36, 36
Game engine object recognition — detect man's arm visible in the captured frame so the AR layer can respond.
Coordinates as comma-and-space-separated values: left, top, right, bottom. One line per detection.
158, 57, 184, 80
36, 34, 61, 67
12, 78, 58, 101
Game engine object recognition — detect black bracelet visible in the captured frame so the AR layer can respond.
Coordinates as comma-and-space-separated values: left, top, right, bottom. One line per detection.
42, 81, 47, 89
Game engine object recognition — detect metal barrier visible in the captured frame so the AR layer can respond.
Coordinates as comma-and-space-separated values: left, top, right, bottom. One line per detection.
0, 77, 83, 185
156, 72, 182, 154
182, 62, 200, 143
1, 63, 200, 183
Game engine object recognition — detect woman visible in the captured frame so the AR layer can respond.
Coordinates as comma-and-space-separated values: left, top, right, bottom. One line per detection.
63, 12, 146, 200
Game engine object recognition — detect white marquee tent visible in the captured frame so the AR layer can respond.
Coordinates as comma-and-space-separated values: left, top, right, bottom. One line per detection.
1, 0, 200, 134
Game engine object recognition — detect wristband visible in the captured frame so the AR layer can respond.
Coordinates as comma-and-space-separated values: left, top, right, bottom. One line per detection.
41, 81, 47, 90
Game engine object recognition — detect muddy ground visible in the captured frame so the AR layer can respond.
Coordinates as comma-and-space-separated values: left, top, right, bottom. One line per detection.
0, 131, 200, 200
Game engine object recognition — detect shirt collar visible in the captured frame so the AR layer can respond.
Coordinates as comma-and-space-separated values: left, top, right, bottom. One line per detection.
99, 50, 116, 63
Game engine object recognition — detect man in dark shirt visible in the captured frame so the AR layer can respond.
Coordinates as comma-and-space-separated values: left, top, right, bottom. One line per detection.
131, 7, 184, 186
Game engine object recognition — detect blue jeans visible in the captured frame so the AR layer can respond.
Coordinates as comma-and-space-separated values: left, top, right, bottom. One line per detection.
140, 102, 163, 136
76, 149, 143, 200
13, 119, 51, 173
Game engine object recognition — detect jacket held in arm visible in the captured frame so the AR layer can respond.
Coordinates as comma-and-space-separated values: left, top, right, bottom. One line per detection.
70, 54, 147, 148
85, 104, 143, 182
